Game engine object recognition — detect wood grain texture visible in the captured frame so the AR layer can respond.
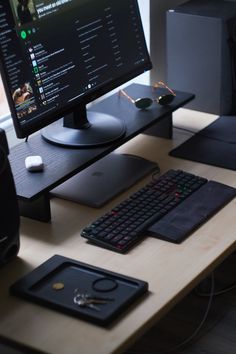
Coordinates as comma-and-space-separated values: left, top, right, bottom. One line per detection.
0, 110, 235, 354
127, 253, 236, 354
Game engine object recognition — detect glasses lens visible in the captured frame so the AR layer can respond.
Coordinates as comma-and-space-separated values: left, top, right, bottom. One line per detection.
158, 94, 174, 106
135, 97, 153, 109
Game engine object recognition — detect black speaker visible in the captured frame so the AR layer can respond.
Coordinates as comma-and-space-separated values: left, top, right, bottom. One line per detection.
166, 0, 236, 115
0, 128, 20, 265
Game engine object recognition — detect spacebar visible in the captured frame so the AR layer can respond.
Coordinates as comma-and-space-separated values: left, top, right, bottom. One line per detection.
147, 181, 236, 243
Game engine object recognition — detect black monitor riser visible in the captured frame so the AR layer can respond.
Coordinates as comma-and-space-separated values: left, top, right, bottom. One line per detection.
9, 84, 194, 222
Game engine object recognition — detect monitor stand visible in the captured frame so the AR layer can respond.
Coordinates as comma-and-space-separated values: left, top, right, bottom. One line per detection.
50, 153, 159, 207
9, 83, 194, 222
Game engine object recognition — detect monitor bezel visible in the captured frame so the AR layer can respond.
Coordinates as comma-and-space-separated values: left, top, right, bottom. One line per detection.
0, 1, 152, 140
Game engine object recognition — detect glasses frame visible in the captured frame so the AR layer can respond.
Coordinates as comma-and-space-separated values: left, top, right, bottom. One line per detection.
119, 81, 176, 110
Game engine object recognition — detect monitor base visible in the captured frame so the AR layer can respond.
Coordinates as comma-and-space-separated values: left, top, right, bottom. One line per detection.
41, 112, 126, 148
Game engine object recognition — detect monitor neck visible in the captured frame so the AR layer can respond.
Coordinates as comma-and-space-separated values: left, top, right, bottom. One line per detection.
63, 105, 91, 130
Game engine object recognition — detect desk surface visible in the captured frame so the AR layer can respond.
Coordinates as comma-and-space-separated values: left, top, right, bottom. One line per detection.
1, 109, 236, 354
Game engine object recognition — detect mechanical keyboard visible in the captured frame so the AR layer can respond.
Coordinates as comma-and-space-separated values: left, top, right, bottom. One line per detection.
81, 169, 236, 253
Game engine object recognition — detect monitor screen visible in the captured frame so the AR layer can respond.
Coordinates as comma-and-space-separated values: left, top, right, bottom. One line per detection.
0, 0, 152, 147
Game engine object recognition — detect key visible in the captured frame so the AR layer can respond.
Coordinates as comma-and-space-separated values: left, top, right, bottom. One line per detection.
80, 298, 108, 304
74, 290, 114, 302
75, 294, 110, 304
73, 295, 101, 311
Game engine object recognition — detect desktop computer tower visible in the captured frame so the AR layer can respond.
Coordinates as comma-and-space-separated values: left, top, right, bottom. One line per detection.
166, 0, 236, 115
0, 129, 20, 265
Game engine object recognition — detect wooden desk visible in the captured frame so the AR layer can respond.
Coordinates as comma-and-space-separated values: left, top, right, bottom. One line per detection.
0, 110, 236, 354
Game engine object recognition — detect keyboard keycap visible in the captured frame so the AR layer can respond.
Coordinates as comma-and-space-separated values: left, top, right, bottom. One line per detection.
81, 169, 209, 252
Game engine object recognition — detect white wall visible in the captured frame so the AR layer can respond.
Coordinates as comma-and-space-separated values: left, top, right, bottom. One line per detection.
138, 0, 150, 49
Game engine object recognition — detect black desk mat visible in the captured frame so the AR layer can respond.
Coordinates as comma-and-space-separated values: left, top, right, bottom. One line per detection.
170, 116, 236, 170
10, 255, 148, 326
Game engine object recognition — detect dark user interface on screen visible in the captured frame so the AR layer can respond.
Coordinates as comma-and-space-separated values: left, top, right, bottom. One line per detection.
0, 0, 151, 137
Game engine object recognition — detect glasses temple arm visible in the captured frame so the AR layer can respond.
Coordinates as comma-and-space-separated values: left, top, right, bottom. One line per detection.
119, 89, 136, 104
154, 81, 176, 96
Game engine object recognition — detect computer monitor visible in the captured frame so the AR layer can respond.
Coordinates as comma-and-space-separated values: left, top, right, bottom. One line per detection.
0, 0, 152, 147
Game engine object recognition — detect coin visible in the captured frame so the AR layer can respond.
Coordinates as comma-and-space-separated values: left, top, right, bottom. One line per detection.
52, 282, 64, 290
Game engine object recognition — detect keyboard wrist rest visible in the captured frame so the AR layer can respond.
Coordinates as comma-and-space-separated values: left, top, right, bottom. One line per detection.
147, 181, 236, 243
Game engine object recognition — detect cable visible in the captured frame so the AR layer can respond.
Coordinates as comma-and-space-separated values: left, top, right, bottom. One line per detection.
152, 167, 161, 181
126, 273, 215, 354
162, 273, 215, 353
173, 125, 198, 135
195, 280, 236, 297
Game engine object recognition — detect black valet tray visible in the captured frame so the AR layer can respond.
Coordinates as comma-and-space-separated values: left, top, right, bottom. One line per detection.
10, 255, 148, 326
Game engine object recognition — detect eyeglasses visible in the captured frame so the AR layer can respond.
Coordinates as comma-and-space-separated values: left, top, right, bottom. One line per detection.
119, 81, 176, 110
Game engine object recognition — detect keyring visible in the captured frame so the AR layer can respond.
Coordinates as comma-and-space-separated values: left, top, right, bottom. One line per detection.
92, 277, 118, 292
